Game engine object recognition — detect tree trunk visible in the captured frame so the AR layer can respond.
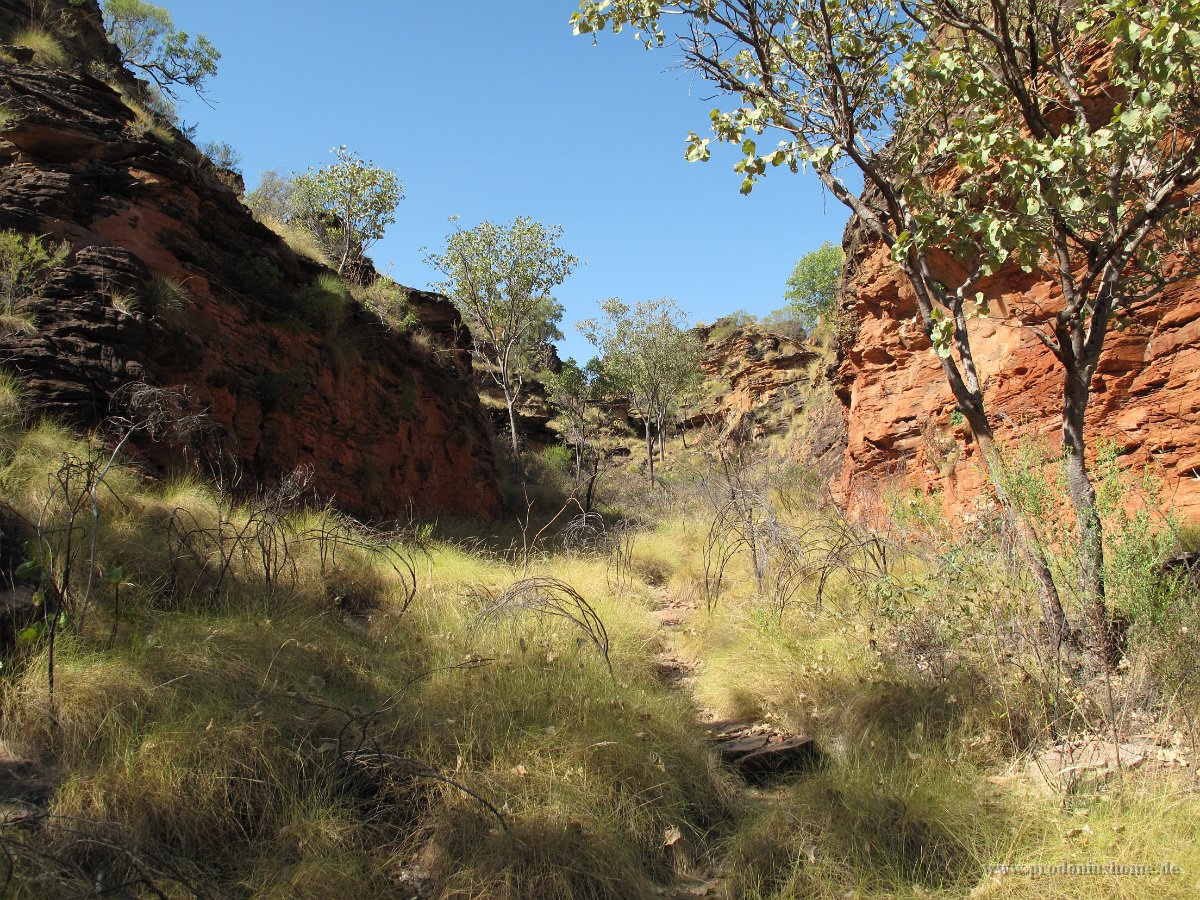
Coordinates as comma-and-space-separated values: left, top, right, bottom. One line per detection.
1063, 369, 1113, 663
502, 384, 521, 462
644, 418, 655, 484
583, 453, 600, 512
973, 424, 1074, 648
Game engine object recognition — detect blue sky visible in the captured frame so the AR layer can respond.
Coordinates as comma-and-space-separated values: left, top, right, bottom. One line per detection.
164, 1, 848, 362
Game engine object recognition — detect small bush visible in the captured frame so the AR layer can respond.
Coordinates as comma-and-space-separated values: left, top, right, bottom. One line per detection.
295, 273, 348, 332
540, 444, 574, 475
120, 96, 175, 143
9, 27, 68, 67
199, 140, 240, 174
351, 277, 417, 331
0, 229, 69, 335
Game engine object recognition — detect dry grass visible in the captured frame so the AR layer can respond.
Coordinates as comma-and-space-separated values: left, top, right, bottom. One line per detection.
0, 399, 1196, 897
7, 27, 67, 66
259, 214, 332, 267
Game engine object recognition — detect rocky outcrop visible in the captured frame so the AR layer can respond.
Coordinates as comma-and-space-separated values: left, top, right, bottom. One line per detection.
833, 220, 1200, 522
687, 321, 846, 479
0, 1, 502, 521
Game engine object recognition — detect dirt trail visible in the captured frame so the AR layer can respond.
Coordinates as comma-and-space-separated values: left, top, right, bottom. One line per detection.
648, 590, 820, 899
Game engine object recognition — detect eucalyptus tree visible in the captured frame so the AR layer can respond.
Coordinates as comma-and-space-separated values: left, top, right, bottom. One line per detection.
785, 241, 844, 332
102, 0, 219, 101
573, 0, 1200, 660
579, 297, 702, 484
291, 147, 402, 281
427, 217, 577, 459
546, 357, 604, 479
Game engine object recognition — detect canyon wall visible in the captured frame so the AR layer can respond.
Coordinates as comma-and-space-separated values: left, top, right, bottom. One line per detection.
0, 1, 502, 521
833, 221, 1200, 522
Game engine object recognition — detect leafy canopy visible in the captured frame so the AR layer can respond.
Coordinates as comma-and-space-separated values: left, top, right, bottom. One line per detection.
546, 356, 605, 466
573, 0, 1200, 361
291, 147, 403, 280
573, 0, 1200, 649
578, 297, 701, 423
426, 217, 577, 453
101, 0, 219, 101
783, 241, 844, 331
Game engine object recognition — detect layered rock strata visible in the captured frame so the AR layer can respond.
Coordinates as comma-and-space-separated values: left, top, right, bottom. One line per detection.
833, 223, 1200, 522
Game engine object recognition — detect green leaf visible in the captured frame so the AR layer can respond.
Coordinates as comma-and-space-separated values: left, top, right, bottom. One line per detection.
14, 559, 40, 580
105, 564, 126, 584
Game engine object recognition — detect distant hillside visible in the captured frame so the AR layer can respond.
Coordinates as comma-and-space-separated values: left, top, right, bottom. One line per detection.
684, 318, 845, 480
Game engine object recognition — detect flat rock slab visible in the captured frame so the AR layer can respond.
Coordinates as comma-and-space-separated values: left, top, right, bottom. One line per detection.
708, 722, 822, 786
0, 757, 51, 819
1026, 734, 1193, 796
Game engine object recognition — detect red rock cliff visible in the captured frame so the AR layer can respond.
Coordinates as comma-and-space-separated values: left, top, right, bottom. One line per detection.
0, 0, 502, 521
833, 216, 1200, 522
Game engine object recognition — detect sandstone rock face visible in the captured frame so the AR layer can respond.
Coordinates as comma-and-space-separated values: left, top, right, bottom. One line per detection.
833, 225, 1200, 522
688, 322, 846, 480
0, 4, 502, 521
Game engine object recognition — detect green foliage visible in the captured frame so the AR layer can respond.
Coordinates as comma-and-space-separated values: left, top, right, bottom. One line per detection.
198, 140, 241, 187
427, 216, 576, 455
101, 0, 220, 101
246, 170, 296, 222
0, 229, 69, 335
758, 308, 807, 343
579, 297, 701, 426
574, 0, 1200, 650
545, 356, 604, 474
540, 444, 574, 475
295, 272, 350, 332
707, 309, 758, 343
291, 146, 402, 279
994, 437, 1186, 622
783, 241, 843, 331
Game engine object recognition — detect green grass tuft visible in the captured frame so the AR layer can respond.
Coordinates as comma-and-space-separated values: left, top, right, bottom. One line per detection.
8, 27, 68, 67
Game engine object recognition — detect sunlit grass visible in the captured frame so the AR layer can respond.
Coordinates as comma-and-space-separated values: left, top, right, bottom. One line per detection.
0, 393, 1196, 897
8, 27, 67, 66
